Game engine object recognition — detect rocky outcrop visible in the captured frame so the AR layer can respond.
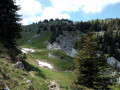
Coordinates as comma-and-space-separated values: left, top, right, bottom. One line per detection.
106, 57, 120, 83
46, 31, 81, 57
46, 42, 61, 50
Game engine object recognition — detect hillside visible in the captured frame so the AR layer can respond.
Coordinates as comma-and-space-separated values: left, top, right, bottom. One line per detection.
1, 18, 120, 89
17, 18, 120, 89
1, 0, 120, 89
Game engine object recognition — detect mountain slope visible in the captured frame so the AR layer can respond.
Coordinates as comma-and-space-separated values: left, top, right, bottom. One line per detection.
17, 18, 120, 89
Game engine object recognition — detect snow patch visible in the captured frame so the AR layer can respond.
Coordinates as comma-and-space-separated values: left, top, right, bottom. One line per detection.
37, 60, 53, 69
21, 48, 35, 53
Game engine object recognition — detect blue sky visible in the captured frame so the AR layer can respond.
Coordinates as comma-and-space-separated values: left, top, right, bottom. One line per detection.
70, 3, 120, 21
16, 0, 120, 25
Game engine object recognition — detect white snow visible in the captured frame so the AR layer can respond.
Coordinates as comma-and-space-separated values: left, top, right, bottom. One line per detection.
107, 57, 120, 68
21, 48, 35, 53
37, 60, 53, 69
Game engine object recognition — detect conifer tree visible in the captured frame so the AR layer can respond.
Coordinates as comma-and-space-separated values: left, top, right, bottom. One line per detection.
0, 0, 22, 47
73, 33, 111, 89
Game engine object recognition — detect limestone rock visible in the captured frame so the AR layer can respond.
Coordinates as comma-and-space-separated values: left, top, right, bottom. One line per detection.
107, 57, 120, 68
4, 83, 10, 90
13, 61, 24, 69
48, 53, 56, 58
26, 80, 32, 84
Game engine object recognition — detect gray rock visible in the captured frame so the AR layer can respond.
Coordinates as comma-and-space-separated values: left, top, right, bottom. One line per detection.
26, 80, 32, 84
4, 83, 10, 90
46, 42, 61, 50
46, 31, 82, 57
107, 57, 120, 68
48, 53, 55, 58
13, 61, 24, 69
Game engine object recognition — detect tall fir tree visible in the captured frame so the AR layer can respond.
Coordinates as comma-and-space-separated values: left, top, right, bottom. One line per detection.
73, 32, 111, 89
0, 0, 22, 47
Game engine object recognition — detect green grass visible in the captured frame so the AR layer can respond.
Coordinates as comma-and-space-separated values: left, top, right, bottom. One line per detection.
25, 56, 74, 90
30, 49, 74, 71
0, 59, 48, 90
18, 31, 51, 49
17, 22, 76, 89
40, 67, 74, 90
52, 50, 74, 63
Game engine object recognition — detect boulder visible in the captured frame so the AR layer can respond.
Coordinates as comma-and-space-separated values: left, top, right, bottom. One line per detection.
13, 61, 24, 69
4, 83, 10, 90
107, 57, 120, 68
48, 53, 55, 58
26, 80, 32, 84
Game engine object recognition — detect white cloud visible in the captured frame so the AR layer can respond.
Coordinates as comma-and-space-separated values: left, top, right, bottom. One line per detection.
16, 0, 70, 25
80, 0, 120, 13
16, 0, 120, 25
50, 0, 120, 13
40, 7, 70, 20
16, 0, 42, 25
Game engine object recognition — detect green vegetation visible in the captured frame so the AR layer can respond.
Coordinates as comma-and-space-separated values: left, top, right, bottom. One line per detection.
18, 31, 51, 49
73, 33, 112, 89
0, 58, 48, 90
25, 54, 74, 90
1, 1, 120, 89
17, 18, 120, 89
0, 51, 74, 89
30, 49, 73, 71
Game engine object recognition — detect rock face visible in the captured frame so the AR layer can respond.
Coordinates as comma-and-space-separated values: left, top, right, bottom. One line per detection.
46, 31, 81, 57
107, 57, 120, 83
13, 61, 24, 69
46, 42, 61, 50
